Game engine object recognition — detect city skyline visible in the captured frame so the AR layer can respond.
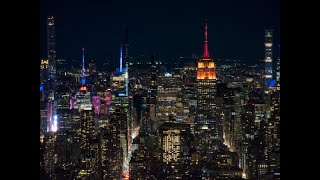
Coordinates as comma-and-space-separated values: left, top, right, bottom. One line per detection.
40, 1, 280, 179
40, 0, 280, 63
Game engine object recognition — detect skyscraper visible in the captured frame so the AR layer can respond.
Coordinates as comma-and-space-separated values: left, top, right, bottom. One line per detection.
88, 59, 97, 85
111, 47, 130, 178
80, 109, 95, 159
47, 16, 56, 85
76, 88, 98, 178
149, 56, 157, 132
267, 42, 280, 176
276, 44, 280, 90
81, 48, 86, 86
159, 122, 192, 178
264, 29, 274, 94
43, 132, 56, 178
46, 16, 58, 133
195, 21, 217, 129
124, 26, 129, 63
149, 56, 157, 106
195, 20, 218, 159
161, 123, 182, 164
101, 117, 122, 179
157, 72, 181, 124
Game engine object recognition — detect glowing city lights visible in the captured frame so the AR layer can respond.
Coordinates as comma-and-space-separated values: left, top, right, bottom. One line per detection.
52, 115, 58, 132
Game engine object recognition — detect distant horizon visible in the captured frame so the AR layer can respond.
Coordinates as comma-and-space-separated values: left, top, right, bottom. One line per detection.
41, 56, 265, 66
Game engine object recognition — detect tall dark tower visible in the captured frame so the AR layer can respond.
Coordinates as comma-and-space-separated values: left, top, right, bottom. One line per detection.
264, 29, 274, 94
124, 26, 129, 64
149, 56, 157, 131
276, 44, 280, 90
150, 56, 157, 105
88, 59, 97, 85
47, 16, 56, 84
46, 16, 57, 133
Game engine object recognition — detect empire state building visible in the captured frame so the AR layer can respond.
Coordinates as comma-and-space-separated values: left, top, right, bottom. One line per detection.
195, 21, 217, 135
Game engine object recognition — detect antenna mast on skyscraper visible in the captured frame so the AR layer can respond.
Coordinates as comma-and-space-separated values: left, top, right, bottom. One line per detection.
81, 48, 86, 85
120, 45, 123, 72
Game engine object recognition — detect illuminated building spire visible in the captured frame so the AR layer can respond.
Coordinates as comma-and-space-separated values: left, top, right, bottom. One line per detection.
202, 20, 210, 58
120, 44, 123, 72
81, 48, 86, 85
197, 19, 216, 80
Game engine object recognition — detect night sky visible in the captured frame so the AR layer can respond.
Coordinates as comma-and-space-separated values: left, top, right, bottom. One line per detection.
40, 0, 280, 64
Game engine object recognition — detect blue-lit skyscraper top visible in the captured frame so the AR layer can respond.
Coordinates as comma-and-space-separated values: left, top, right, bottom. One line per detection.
120, 45, 123, 72
81, 48, 86, 85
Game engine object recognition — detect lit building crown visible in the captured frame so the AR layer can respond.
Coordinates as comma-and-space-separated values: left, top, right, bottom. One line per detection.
197, 20, 216, 80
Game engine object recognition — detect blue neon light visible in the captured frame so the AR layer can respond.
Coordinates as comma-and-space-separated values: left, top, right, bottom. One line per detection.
118, 92, 126, 96
40, 84, 44, 92
269, 79, 276, 87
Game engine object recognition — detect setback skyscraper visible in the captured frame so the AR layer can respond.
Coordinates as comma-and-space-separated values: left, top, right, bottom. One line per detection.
195, 20, 218, 158
195, 21, 217, 130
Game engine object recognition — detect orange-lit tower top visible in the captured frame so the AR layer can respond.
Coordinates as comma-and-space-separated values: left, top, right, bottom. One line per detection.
197, 20, 216, 80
